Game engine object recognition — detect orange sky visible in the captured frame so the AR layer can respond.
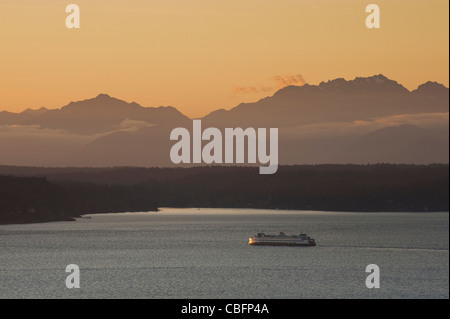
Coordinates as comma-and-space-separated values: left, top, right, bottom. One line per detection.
0, 0, 448, 118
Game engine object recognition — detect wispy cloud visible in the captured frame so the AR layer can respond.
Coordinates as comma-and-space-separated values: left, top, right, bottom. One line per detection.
233, 85, 273, 95
271, 74, 306, 88
115, 119, 154, 132
280, 112, 450, 139
234, 74, 306, 95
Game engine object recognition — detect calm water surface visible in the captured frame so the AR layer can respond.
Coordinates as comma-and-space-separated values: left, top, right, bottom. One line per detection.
0, 208, 448, 298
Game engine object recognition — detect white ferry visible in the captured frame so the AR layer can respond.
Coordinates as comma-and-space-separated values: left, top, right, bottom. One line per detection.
248, 232, 316, 246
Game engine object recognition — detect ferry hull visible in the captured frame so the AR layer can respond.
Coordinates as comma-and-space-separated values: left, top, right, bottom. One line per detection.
249, 238, 316, 247
249, 241, 316, 247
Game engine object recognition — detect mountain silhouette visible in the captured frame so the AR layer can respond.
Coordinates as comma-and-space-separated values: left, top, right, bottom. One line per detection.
203, 74, 448, 128
412, 81, 449, 95
1, 94, 190, 135
0, 75, 448, 166
0, 107, 48, 125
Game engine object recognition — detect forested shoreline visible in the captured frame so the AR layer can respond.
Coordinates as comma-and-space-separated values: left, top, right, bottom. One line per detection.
0, 164, 448, 225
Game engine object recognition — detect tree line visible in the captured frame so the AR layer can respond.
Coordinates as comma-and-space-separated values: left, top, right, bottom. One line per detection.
0, 164, 448, 224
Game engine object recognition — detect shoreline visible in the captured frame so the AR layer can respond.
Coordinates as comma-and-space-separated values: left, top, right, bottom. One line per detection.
1, 165, 448, 225
1, 207, 448, 226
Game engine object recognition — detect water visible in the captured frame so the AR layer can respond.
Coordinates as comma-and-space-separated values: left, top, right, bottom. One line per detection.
0, 208, 448, 299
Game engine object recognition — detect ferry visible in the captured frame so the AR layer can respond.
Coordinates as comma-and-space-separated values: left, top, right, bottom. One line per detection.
248, 232, 316, 246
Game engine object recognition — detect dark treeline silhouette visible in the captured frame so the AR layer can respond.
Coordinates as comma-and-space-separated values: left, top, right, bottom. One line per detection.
0, 164, 448, 224
0, 176, 158, 224
0, 176, 74, 224
144, 164, 449, 212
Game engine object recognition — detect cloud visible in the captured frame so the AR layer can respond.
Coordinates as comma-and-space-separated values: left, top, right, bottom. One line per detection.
280, 112, 449, 139
234, 74, 306, 95
115, 119, 154, 132
271, 74, 306, 88
0, 124, 85, 139
369, 112, 449, 128
0, 121, 151, 142
233, 85, 273, 95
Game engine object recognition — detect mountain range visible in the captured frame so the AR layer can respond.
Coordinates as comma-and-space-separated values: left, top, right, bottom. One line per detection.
0, 74, 448, 167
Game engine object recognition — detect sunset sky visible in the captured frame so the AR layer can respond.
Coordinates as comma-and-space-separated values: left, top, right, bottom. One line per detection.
0, 0, 448, 118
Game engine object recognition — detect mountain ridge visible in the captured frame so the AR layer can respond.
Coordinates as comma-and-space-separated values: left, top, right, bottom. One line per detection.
1, 74, 448, 121
0, 74, 448, 166
10, 93, 191, 134
202, 74, 448, 128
